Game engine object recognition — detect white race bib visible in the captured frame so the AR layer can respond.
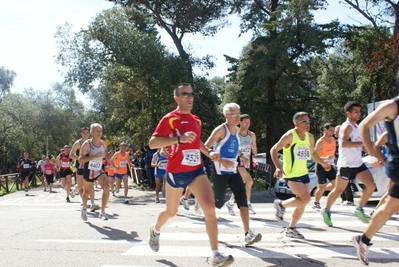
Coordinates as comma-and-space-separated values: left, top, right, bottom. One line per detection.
23, 163, 30, 169
220, 158, 237, 172
158, 161, 167, 170
61, 162, 69, 168
88, 160, 102, 171
181, 149, 201, 166
295, 147, 311, 160
45, 170, 52, 175
120, 161, 127, 167
240, 145, 251, 156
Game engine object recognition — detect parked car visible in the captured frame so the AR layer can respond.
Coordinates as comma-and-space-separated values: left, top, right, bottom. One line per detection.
274, 156, 389, 199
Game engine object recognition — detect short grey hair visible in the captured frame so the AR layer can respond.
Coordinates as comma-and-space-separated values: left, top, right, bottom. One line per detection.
293, 112, 309, 123
223, 103, 240, 115
90, 123, 103, 133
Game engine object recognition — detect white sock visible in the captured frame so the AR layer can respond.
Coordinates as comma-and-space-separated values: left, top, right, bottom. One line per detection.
153, 227, 160, 234
212, 250, 219, 257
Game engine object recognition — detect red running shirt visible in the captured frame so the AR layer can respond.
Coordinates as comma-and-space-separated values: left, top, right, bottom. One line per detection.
152, 109, 203, 173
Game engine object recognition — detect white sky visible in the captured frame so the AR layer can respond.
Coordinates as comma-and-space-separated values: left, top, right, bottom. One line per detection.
0, 0, 370, 95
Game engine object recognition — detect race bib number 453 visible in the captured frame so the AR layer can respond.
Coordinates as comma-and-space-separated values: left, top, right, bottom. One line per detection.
88, 160, 102, 171
295, 147, 311, 160
181, 149, 201, 166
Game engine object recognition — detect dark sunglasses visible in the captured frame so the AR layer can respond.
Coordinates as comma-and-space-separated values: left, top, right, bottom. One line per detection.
178, 92, 195, 98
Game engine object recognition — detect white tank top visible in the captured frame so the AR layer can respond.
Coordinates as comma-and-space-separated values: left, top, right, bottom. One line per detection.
337, 120, 363, 168
238, 130, 252, 168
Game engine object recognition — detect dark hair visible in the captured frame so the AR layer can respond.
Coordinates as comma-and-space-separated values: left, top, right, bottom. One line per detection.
173, 82, 192, 96
344, 101, 360, 113
240, 114, 250, 122
323, 123, 335, 129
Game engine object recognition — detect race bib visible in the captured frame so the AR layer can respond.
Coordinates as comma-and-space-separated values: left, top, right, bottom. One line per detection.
23, 163, 29, 169
120, 161, 127, 167
45, 170, 52, 175
181, 149, 201, 166
240, 145, 251, 155
88, 160, 102, 171
220, 158, 237, 172
158, 161, 167, 170
61, 162, 69, 168
295, 147, 311, 160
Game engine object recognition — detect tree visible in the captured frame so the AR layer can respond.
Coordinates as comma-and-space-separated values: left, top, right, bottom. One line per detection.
108, 0, 230, 81
0, 66, 16, 102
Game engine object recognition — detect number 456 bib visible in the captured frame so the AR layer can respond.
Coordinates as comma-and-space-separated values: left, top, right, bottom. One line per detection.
295, 147, 311, 160
181, 149, 201, 166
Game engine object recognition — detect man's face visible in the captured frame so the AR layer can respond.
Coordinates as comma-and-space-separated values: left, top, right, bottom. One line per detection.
324, 126, 335, 137
224, 108, 241, 124
240, 118, 251, 129
91, 126, 102, 139
23, 153, 29, 158
347, 106, 361, 122
174, 85, 194, 110
64, 147, 70, 153
294, 115, 311, 132
81, 130, 90, 139
120, 145, 126, 152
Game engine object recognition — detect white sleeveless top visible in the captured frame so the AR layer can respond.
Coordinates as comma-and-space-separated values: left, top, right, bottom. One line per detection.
337, 120, 363, 168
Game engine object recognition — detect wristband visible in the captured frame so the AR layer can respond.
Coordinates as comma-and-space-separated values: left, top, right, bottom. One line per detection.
208, 148, 213, 153
177, 136, 181, 144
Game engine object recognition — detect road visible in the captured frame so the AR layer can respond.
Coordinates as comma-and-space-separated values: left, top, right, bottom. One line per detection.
0, 183, 398, 267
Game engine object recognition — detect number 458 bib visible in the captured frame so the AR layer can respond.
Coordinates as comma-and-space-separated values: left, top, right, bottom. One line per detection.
181, 149, 201, 166
295, 147, 311, 160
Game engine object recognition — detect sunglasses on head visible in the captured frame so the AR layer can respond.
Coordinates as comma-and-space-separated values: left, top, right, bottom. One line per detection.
178, 92, 194, 98
227, 113, 241, 118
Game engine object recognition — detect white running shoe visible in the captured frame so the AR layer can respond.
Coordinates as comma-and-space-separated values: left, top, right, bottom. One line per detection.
225, 201, 235, 216
209, 252, 234, 266
180, 196, 190, 210
81, 208, 88, 221
99, 211, 109, 220
244, 230, 262, 247
285, 227, 304, 239
90, 204, 100, 212
248, 203, 256, 214
352, 235, 370, 265
149, 224, 160, 252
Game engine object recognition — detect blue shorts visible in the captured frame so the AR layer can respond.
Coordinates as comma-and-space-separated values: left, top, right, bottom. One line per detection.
166, 166, 206, 188
114, 173, 127, 179
155, 169, 166, 179
284, 174, 310, 184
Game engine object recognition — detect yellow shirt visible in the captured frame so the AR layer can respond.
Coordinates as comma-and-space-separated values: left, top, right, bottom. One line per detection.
283, 129, 311, 178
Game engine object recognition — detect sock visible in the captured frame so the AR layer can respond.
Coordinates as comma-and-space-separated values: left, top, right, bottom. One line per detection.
212, 250, 219, 257
153, 227, 160, 235
247, 201, 251, 204
357, 205, 363, 210
228, 199, 234, 205
325, 207, 330, 213
314, 202, 319, 205
361, 234, 371, 245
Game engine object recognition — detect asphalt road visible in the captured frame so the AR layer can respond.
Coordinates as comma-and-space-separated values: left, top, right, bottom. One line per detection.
0, 182, 398, 267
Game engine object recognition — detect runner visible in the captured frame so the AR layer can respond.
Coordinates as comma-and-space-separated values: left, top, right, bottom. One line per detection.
270, 112, 331, 239
79, 123, 110, 221
55, 145, 73, 203
17, 152, 32, 196
37, 155, 47, 191
148, 83, 233, 266
107, 150, 116, 196
225, 114, 257, 215
43, 156, 55, 193
110, 142, 133, 204
320, 101, 375, 227
205, 103, 262, 247
352, 96, 399, 265
151, 147, 168, 203
70, 127, 100, 211
312, 123, 336, 210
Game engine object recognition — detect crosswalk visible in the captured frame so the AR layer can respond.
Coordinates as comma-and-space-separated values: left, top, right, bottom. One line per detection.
122, 203, 399, 263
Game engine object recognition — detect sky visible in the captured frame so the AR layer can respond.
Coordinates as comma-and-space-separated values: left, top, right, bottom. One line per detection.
0, 1, 371, 95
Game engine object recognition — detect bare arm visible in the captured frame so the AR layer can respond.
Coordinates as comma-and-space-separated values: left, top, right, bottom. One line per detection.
340, 123, 362, 148
78, 142, 105, 163
69, 141, 80, 160
251, 131, 258, 154
109, 152, 118, 168
374, 131, 388, 160
309, 134, 331, 170
151, 153, 158, 167
270, 131, 292, 171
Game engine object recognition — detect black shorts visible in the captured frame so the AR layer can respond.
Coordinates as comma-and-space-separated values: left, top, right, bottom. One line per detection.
388, 169, 399, 199
338, 164, 368, 180
83, 173, 106, 183
21, 171, 30, 179
212, 171, 247, 209
316, 164, 336, 184
45, 174, 54, 184
59, 169, 72, 178
77, 168, 84, 176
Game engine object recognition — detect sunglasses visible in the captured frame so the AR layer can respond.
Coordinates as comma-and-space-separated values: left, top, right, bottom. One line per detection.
296, 120, 311, 124
178, 92, 195, 98
227, 113, 241, 118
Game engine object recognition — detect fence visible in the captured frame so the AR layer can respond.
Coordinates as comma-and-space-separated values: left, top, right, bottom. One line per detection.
0, 173, 20, 194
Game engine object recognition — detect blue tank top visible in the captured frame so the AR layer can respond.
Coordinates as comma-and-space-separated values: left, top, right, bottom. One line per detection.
155, 151, 167, 172
385, 97, 399, 170
213, 124, 239, 175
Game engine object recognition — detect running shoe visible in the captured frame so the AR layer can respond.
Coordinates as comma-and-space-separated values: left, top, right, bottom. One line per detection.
354, 207, 370, 224
312, 203, 321, 210
81, 208, 88, 221
123, 198, 129, 204
90, 204, 101, 212
352, 235, 370, 265
209, 253, 234, 267
180, 196, 190, 210
99, 211, 109, 220
320, 208, 333, 227
343, 201, 355, 206
194, 200, 203, 215
244, 230, 262, 247
247, 203, 256, 214
149, 224, 160, 252
273, 199, 285, 222
225, 201, 235, 216
66, 197, 71, 203
285, 227, 304, 239
155, 197, 160, 203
